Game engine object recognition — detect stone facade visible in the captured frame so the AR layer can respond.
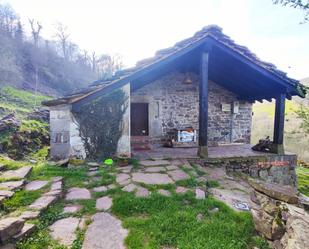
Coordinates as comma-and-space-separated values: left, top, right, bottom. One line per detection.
49, 85, 130, 159
131, 71, 252, 144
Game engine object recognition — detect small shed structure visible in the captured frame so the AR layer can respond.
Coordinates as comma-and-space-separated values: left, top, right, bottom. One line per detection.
43, 25, 306, 160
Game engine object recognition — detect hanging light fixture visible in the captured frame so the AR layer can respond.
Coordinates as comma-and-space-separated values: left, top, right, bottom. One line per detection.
183, 72, 193, 84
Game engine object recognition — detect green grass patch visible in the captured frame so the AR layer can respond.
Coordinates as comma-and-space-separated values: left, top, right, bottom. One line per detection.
2, 190, 42, 212
297, 166, 309, 196
112, 192, 266, 249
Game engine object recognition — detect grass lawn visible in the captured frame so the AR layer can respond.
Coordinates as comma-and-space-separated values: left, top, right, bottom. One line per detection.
297, 166, 309, 196
0, 158, 269, 249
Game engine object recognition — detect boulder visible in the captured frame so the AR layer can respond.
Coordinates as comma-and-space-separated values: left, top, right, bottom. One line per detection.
248, 178, 298, 204
0, 218, 24, 243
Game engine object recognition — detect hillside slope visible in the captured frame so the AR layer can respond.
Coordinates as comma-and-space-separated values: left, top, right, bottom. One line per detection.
252, 77, 309, 162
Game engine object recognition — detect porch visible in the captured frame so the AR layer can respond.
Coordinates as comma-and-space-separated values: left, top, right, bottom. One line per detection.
132, 143, 284, 160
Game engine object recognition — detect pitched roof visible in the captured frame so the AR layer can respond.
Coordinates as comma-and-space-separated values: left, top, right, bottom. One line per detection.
43, 25, 306, 107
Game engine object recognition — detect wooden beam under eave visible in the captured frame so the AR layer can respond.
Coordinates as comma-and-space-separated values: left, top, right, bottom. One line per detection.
198, 50, 209, 158
273, 93, 286, 154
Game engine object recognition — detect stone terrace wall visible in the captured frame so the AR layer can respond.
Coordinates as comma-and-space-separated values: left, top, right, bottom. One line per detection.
131, 70, 252, 144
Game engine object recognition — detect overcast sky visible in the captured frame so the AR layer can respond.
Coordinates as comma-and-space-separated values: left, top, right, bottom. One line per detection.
3, 0, 309, 80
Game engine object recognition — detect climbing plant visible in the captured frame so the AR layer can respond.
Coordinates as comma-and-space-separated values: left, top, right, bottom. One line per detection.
73, 89, 128, 159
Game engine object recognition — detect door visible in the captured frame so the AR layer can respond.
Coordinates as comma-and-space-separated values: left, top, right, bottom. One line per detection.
131, 103, 149, 136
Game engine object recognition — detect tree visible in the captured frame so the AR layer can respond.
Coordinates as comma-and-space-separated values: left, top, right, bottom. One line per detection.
54, 22, 70, 60
273, 0, 309, 22
0, 4, 19, 36
296, 105, 309, 134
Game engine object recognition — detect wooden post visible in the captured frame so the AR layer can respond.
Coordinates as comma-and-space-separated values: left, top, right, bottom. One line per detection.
198, 51, 209, 158
273, 93, 286, 154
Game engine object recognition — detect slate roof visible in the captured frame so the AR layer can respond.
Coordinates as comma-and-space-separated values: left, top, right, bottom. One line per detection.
43, 25, 306, 106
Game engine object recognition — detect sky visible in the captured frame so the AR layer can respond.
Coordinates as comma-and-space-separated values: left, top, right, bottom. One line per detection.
2, 0, 309, 80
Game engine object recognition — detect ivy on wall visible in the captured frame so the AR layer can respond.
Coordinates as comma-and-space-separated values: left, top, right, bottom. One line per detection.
73, 89, 128, 159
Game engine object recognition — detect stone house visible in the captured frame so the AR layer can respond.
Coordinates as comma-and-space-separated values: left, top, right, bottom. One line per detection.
43, 25, 306, 160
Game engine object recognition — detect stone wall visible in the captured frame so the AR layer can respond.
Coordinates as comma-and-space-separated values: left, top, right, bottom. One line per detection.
49, 85, 130, 159
131, 70, 252, 144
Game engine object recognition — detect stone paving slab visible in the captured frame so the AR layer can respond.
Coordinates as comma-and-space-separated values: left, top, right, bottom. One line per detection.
116, 173, 130, 184
82, 212, 128, 249
135, 187, 150, 197
28, 196, 57, 211
122, 183, 138, 192
0, 190, 14, 198
195, 188, 206, 199
93, 186, 108, 192
0, 217, 24, 242
0, 166, 32, 180
49, 217, 80, 247
63, 204, 82, 214
25, 180, 49, 191
144, 167, 166, 173
65, 188, 91, 200
166, 165, 179, 171
0, 180, 24, 191
96, 196, 112, 211
19, 211, 40, 220
13, 223, 36, 241
139, 160, 170, 167
50, 181, 62, 191
175, 186, 190, 194
132, 173, 174, 185
87, 171, 98, 177
168, 170, 190, 181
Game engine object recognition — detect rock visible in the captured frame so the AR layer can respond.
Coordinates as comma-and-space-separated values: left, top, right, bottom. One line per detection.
139, 160, 169, 167
28, 195, 57, 210
135, 187, 150, 197
82, 212, 128, 249
0, 218, 24, 243
25, 180, 49, 191
27, 109, 49, 122
49, 217, 80, 247
166, 165, 179, 171
209, 207, 219, 213
1, 166, 32, 180
44, 190, 62, 197
132, 173, 174, 185
196, 213, 204, 221
252, 208, 273, 240
122, 183, 138, 192
0, 190, 14, 198
19, 211, 40, 220
158, 189, 171, 197
65, 188, 91, 200
279, 215, 309, 249
299, 193, 309, 211
96, 196, 112, 211
145, 167, 166, 173
0, 113, 20, 132
93, 186, 108, 192
88, 167, 99, 172
50, 181, 62, 191
116, 173, 130, 184
87, 162, 100, 167
248, 178, 298, 204
0, 180, 24, 191
252, 190, 280, 216
175, 186, 189, 194
63, 204, 82, 214
13, 223, 36, 241
168, 170, 190, 181
195, 189, 206, 199
0, 164, 5, 171
52, 176, 63, 182
118, 166, 132, 173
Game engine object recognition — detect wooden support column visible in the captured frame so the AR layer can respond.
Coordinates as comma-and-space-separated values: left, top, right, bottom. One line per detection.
198, 51, 209, 158
273, 93, 286, 154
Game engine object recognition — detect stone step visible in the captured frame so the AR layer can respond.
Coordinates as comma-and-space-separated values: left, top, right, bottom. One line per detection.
0, 166, 32, 181
0, 180, 25, 191
28, 195, 57, 211
0, 217, 24, 243
12, 223, 36, 241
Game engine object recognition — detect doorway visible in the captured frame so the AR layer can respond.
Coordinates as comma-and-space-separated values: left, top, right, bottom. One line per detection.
131, 103, 149, 136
